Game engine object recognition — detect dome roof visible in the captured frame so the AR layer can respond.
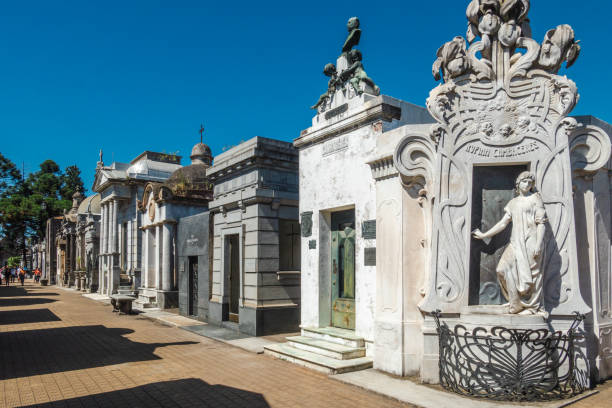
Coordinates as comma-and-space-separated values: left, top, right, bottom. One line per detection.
77, 194, 101, 215
190, 142, 213, 166
162, 164, 213, 201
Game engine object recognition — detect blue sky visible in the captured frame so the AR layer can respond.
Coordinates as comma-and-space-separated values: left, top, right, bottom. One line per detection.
0, 0, 608, 191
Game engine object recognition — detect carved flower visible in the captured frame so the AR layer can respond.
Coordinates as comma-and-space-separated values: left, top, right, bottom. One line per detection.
479, 11, 501, 36
499, 21, 521, 47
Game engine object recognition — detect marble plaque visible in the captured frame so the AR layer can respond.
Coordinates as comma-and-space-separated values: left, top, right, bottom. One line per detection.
364, 247, 376, 266
362, 220, 376, 239
301, 211, 313, 237
324, 103, 348, 120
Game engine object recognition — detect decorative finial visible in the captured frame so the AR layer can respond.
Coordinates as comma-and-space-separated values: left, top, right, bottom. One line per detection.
199, 124, 205, 144
99, 149, 103, 163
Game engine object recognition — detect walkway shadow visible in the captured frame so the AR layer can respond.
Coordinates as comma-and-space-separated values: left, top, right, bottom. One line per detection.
0, 308, 61, 325
0, 325, 198, 380
19, 378, 270, 408
0, 286, 28, 297
0, 297, 57, 307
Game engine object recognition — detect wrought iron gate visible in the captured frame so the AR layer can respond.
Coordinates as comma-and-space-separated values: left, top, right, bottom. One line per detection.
432, 311, 588, 401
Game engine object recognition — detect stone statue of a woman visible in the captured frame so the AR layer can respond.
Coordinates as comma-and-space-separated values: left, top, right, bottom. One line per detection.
472, 171, 548, 315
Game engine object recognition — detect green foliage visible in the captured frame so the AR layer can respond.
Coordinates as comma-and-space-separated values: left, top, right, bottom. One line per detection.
0, 155, 86, 254
60, 165, 85, 201
7, 256, 21, 267
0, 152, 21, 196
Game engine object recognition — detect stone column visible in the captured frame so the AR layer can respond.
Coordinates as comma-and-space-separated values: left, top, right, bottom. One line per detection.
155, 225, 161, 290
161, 223, 172, 291
102, 203, 108, 254
127, 220, 132, 271
112, 199, 118, 253
143, 227, 149, 288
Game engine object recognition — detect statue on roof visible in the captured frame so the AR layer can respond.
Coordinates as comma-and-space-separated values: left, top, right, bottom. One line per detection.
311, 16, 380, 111
341, 49, 380, 96
342, 17, 361, 54
311, 63, 339, 110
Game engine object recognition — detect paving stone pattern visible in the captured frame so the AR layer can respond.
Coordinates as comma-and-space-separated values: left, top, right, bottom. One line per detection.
0, 281, 411, 408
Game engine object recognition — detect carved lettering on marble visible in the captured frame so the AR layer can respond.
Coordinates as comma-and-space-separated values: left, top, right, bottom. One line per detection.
465, 142, 540, 158
364, 247, 376, 266
322, 136, 349, 157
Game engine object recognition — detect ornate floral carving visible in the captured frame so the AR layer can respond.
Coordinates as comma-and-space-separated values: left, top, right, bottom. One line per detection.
434, 0, 579, 87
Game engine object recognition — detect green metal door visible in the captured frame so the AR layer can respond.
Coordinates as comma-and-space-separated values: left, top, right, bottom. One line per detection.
331, 210, 355, 330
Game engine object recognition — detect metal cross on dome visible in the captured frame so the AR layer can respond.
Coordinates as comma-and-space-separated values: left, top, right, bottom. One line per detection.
199, 124, 205, 144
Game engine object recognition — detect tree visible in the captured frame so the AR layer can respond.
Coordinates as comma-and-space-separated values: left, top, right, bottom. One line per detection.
60, 165, 85, 201
0, 152, 21, 196
0, 156, 86, 260
7, 256, 21, 268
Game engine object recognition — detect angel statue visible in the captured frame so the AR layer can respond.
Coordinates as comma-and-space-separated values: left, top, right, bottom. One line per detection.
472, 171, 548, 315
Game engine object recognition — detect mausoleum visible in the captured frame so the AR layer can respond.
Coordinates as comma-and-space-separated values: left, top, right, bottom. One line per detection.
207, 136, 300, 336
92, 150, 181, 297
136, 141, 213, 310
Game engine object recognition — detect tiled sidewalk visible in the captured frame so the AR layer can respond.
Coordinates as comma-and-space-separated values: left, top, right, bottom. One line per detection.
0, 281, 411, 408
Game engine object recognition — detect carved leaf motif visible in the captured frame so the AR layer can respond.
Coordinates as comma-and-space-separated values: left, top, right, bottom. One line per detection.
467, 39, 493, 80
507, 37, 540, 80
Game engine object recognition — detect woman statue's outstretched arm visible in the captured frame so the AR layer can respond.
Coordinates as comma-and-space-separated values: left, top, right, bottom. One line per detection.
472, 213, 511, 240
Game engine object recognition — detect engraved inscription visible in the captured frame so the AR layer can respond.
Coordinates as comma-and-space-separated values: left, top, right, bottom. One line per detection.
465, 142, 540, 158
364, 247, 376, 266
324, 103, 348, 120
323, 136, 349, 156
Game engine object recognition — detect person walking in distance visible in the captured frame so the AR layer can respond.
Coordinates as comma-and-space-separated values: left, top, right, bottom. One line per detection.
3, 266, 9, 286
18, 267, 25, 286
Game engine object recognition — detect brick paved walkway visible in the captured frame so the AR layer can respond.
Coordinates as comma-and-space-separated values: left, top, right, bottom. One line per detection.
0, 281, 412, 408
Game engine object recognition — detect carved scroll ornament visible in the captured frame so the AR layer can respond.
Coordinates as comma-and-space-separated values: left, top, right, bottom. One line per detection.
569, 124, 612, 175
393, 133, 436, 192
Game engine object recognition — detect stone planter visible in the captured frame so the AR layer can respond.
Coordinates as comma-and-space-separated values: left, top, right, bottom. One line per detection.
40, 279, 48, 286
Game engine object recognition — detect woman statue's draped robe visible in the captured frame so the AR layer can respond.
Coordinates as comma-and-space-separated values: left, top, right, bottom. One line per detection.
497, 192, 548, 314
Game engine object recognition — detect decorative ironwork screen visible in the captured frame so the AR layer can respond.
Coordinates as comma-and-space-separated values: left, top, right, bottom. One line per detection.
432, 311, 588, 401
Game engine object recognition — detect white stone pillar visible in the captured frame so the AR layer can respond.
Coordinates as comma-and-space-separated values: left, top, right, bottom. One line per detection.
112, 199, 118, 253
127, 220, 132, 271
161, 223, 172, 291
105, 203, 110, 254
155, 225, 161, 289
143, 227, 149, 288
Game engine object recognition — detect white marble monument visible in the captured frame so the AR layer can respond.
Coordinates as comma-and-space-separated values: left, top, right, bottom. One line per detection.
390, 0, 612, 383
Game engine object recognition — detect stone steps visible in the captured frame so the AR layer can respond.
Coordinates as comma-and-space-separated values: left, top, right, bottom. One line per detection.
301, 326, 365, 348
264, 343, 372, 375
264, 326, 371, 375
117, 285, 135, 296
133, 295, 158, 310
286, 336, 365, 360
